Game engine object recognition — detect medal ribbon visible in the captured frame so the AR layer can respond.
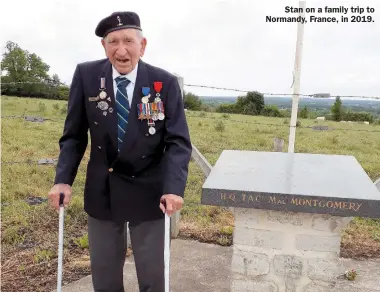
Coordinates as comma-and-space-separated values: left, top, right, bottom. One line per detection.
147, 103, 151, 118
153, 82, 162, 93
158, 101, 165, 113
137, 103, 143, 119
143, 103, 147, 118
149, 103, 153, 116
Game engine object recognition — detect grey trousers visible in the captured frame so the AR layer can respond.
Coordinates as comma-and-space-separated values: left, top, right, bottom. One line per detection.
88, 215, 165, 292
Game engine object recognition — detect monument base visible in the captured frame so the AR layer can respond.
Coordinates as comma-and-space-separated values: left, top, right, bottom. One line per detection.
231, 208, 352, 292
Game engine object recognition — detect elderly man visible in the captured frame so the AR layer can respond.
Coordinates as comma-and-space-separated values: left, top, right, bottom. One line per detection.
48, 11, 192, 292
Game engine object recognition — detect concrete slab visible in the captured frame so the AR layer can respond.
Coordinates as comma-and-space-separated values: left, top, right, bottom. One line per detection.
202, 150, 380, 217
57, 239, 232, 292
52, 238, 380, 292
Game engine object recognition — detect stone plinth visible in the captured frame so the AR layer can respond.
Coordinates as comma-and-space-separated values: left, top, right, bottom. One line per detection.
231, 208, 351, 292
201, 150, 380, 292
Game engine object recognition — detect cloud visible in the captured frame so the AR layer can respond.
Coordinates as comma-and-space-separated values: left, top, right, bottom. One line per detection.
1, 0, 379, 98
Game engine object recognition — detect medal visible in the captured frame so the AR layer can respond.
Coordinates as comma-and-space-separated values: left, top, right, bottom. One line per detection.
142, 87, 150, 104
89, 96, 100, 102
137, 104, 144, 120
109, 107, 113, 113
99, 77, 106, 99
99, 91, 107, 99
149, 126, 156, 135
97, 101, 109, 111
96, 77, 109, 116
152, 113, 158, 121
142, 96, 149, 104
148, 119, 156, 135
157, 101, 165, 120
153, 81, 162, 102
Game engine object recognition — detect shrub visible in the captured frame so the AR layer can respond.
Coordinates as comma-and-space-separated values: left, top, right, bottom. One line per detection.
214, 120, 225, 132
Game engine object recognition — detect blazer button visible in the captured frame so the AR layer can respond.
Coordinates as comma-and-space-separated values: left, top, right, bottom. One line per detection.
109, 168, 113, 172
98, 146, 102, 150
141, 156, 146, 159
94, 121, 99, 125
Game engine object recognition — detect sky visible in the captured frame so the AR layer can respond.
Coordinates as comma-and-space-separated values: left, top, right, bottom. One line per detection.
1, 0, 379, 98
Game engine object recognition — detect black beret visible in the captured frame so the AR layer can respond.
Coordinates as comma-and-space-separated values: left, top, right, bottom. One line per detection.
95, 11, 142, 37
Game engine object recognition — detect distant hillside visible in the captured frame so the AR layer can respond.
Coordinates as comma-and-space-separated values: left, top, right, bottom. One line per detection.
200, 96, 380, 117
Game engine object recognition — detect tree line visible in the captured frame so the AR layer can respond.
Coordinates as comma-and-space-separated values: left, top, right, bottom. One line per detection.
1, 41, 69, 100
184, 91, 378, 124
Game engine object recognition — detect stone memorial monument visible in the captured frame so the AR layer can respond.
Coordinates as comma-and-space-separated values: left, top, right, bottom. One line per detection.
201, 150, 380, 292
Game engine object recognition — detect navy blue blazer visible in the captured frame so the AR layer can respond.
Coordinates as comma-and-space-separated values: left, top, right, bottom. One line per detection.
54, 58, 192, 223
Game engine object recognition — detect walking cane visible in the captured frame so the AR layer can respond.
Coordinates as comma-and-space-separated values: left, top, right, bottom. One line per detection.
57, 192, 65, 292
164, 212, 170, 292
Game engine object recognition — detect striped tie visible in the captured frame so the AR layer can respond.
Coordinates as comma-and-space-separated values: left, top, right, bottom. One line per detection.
115, 76, 131, 151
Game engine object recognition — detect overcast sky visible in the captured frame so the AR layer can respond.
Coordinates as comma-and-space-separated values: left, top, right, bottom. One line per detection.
1, 0, 379, 98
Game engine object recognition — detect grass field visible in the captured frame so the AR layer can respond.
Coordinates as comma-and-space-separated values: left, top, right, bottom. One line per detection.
1, 95, 380, 291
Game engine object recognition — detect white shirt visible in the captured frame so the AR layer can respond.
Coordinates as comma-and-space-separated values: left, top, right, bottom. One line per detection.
112, 62, 138, 107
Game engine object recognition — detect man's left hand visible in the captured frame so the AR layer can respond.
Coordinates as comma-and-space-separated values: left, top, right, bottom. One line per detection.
160, 194, 184, 216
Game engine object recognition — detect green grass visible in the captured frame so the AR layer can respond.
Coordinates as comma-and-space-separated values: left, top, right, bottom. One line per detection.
1, 96, 380, 290
184, 110, 380, 252
184, 110, 380, 257
1, 96, 91, 292
2, 95, 67, 118
186, 110, 380, 177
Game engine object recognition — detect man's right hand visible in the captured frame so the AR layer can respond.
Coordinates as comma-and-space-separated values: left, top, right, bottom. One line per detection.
48, 183, 72, 210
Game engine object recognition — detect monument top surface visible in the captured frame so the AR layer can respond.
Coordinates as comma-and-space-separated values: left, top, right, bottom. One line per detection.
201, 150, 380, 217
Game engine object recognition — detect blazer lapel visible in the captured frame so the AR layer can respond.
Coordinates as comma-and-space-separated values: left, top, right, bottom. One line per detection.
100, 60, 118, 152
118, 59, 149, 156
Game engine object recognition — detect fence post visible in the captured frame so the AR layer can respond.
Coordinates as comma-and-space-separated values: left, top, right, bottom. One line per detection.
273, 137, 284, 152
173, 73, 184, 99
169, 73, 184, 238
